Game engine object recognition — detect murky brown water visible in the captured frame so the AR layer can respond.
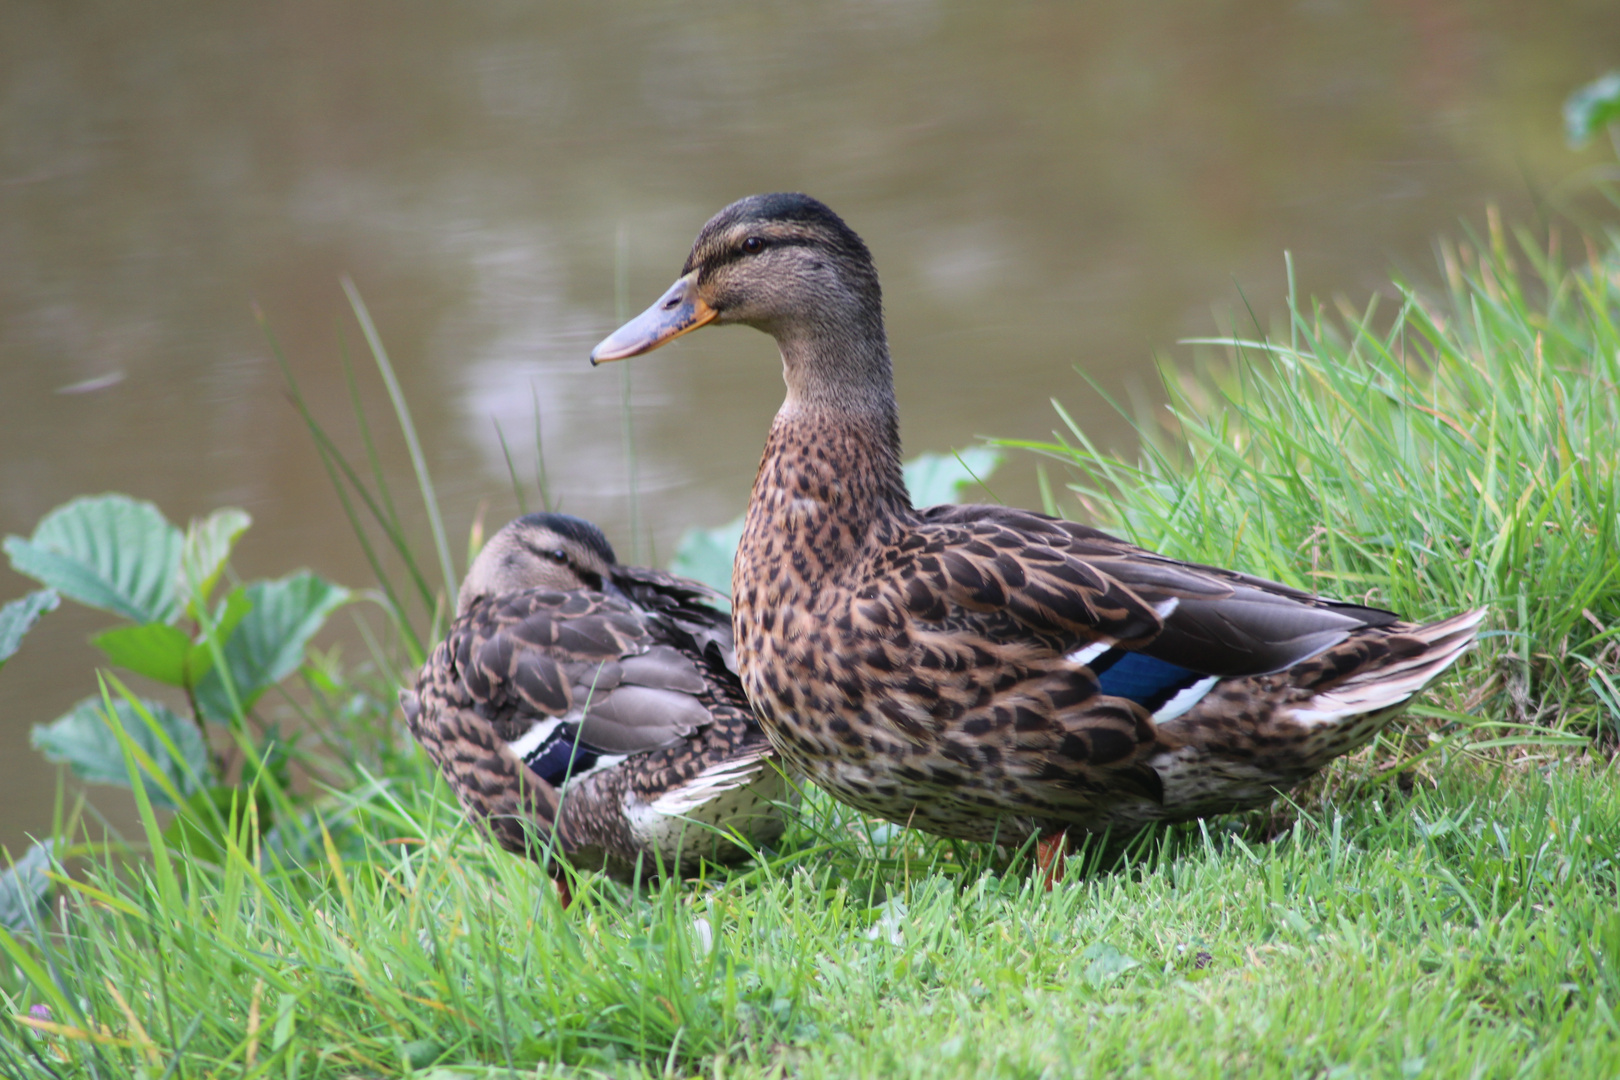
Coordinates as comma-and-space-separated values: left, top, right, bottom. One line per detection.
3, 1, 1617, 857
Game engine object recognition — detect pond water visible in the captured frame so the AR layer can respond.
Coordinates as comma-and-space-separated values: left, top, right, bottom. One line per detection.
3, 1, 1616, 857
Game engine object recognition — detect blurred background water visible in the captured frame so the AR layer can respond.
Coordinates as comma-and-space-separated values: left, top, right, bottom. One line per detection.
3, 0, 1617, 856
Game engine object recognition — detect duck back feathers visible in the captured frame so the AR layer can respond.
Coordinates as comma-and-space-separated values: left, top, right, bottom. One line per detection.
404, 515, 789, 878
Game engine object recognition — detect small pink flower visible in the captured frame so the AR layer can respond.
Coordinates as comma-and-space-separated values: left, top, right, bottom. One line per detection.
28, 1004, 51, 1022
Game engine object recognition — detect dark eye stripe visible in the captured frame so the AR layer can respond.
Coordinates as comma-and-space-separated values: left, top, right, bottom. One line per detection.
520, 540, 572, 566
709, 235, 812, 271
712, 241, 806, 276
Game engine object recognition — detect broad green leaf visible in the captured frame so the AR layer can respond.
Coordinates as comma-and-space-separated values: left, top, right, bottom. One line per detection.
667, 450, 1001, 599
32, 696, 210, 808
0, 840, 54, 934
178, 507, 251, 614
91, 623, 196, 686
669, 518, 747, 600
1566, 71, 1620, 148
202, 583, 255, 663
90, 586, 254, 688
901, 448, 1002, 507
0, 589, 59, 671
4, 495, 184, 624
195, 572, 351, 723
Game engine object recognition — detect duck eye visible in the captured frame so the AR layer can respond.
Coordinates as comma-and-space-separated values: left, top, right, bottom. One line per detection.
546, 549, 568, 564
741, 236, 765, 255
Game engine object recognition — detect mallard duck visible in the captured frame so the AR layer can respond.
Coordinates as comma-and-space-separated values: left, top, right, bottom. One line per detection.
401, 513, 790, 887
588, 192, 1485, 868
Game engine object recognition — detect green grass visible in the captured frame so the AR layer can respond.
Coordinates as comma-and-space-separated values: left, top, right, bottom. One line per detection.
1012, 215, 1620, 742
5, 217, 1620, 1078
4, 754, 1619, 1078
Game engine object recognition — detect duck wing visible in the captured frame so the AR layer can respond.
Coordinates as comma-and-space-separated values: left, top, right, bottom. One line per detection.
452, 588, 717, 774
610, 564, 738, 674
908, 503, 1395, 676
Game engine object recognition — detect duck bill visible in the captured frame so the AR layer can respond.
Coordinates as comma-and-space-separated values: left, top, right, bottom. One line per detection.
589, 272, 717, 365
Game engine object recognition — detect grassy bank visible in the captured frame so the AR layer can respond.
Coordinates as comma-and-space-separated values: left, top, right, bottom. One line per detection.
3, 220, 1618, 1078
7, 756, 1620, 1079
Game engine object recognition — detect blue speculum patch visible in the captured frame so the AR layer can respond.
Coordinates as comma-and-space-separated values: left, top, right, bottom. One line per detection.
1092, 651, 1209, 712
522, 726, 599, 787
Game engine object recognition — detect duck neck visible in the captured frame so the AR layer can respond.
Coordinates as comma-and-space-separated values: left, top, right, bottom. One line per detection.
744, 327, 910, 570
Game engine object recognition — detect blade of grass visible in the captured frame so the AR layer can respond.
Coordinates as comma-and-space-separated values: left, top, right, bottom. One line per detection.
532, 383, 554, 513
341, 276, 458, 609
258, 305, 428, 661
337, 324, 409, 547
493, 418, 528, 516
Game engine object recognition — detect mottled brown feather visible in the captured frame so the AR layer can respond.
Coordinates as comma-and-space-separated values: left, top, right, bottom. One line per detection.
404, 514, 791, 879
594, 193, 1485, 847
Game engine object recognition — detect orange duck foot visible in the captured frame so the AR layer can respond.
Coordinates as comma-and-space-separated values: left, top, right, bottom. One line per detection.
1036, 829, 1069, 890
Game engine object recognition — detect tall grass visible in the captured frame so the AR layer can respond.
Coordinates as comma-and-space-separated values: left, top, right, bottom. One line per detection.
4, 218, 1620, 1077
1009, 216, 1620, 742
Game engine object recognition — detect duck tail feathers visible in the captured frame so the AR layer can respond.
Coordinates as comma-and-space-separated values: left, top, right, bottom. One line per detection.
1288, 607, 1485, 727
646, 745, 776, 818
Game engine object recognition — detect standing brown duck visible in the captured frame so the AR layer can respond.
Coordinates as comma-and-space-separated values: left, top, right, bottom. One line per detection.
402, 513, 789, 885
590, 193, 1483, 863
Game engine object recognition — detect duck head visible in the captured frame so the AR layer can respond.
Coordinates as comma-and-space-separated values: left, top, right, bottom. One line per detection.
457, 513, 617, 616
590, 194, 894, 413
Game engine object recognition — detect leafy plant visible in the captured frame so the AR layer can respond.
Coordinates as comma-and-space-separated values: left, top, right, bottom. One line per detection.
0, 840, 53, 936
0, 590, 57, 672
670, 516, 747, 598
1565, 70, 1620, 150
900, 447, 1003, 507
4, 494, 349, 841
30, 697, 210, 810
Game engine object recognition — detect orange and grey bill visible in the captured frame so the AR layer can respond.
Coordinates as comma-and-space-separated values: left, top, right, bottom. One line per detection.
589, 272, 717, 364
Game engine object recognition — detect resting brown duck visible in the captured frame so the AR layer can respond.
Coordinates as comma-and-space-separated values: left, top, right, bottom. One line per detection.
590, 193, 1484, 870
401, 513, 789, 886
